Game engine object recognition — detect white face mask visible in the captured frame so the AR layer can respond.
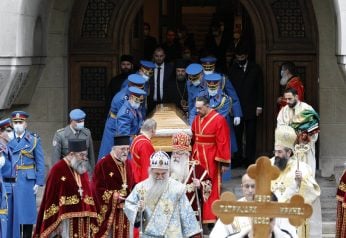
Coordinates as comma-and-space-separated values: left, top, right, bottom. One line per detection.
142, 74, 150, 82
130, 101, 141, 110
7, 131, 14, 141
75, 122, 84, 130
208, 88, 218, 97
192, 80, 201, 86
13, 124, 25, 134
203, 70, 213, 75
0, 154, 5, 168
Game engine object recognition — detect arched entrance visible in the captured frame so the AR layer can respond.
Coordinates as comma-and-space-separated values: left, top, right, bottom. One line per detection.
68, 0, 319, 162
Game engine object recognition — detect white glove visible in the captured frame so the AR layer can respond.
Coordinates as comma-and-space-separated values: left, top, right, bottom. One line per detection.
233, 117, 241, 126
33, 184, 39, 194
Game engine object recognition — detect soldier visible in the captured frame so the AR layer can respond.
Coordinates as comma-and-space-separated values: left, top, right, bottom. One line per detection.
7, 111, 45, 238
0, 118, 12, 237
52, 108, 95, 173
185, 63, 207, 124
99, 74, 146, 160
116, 86, 146, 137
121, 60, 155, 89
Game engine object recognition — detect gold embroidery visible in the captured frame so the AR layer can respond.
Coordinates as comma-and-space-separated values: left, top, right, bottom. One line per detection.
59, 195, 80, 206
43, 204, 59, 220
102, 190, 113, 203
339, 182, 346, 192
83, 196, 95, 206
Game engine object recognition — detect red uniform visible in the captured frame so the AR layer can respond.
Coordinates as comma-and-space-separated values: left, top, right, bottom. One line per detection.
92, 154, 134, 238
279, 76, 305, 109
191, 109, 231, 223
130, 134, 155, 183
34, 160, 97, 238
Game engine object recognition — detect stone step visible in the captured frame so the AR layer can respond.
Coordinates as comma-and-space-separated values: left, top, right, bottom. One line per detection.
322, 221, 336, 236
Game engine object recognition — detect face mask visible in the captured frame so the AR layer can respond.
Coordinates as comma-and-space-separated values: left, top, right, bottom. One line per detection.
7, 131, 14, 141
238, 59, 247, 66
142, 74, 150, 82
192, 80, 201, 86
13, 124, 25, 134
0, 155, 5, 168
280, 70, 285, 77
208, 88, 218, 97
75, 122, 84, 130
203, 70, 213, 75
130, 101, 140, 110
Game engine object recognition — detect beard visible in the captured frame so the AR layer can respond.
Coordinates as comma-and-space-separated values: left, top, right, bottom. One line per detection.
288, 100, 297, 108
145, 173, 169, 205
176, 75, 186, 82
280, 74, 289, 86
70, 157, 89, 174
274, 156, 288, 171
170, 155, 189, 183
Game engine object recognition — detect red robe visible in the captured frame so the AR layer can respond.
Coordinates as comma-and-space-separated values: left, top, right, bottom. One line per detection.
279, 76, 305, 109
336, 170, 346, 238
34, 160, 97, 238
191, 109, 231, 223
130, 134, 155, 183
92, 154, 134, 238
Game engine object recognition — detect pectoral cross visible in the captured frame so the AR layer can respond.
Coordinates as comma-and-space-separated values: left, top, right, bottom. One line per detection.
78, 186, 83, 198
212, 156, 313, 238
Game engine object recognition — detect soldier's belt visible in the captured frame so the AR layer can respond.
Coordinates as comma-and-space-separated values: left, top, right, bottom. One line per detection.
16, 164, 35, 170
0, 209, 7, 215
109, 111, 117, 119
195, 134, 216, 144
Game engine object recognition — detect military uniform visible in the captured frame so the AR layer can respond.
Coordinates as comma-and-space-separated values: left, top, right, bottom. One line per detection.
52, 125, 95, 171
7, 129, 45, 238
117, 100, 144, 136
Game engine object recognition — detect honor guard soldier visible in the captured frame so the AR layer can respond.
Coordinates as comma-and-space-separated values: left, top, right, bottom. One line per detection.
7, 111, 45, 238
116, 86, 146, 137
52, 109, 95, 173
99, 74, 146, 160
186, 63, 207, 124
121, 60, 155, 89
200, 56, 243, 128
0, 118, 12, 238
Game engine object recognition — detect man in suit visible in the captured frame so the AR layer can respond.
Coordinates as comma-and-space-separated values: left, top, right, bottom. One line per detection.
52, 108, 95, 172
229, 45, 264, 167
7, 111, 45, 238
147, 47, 174, 113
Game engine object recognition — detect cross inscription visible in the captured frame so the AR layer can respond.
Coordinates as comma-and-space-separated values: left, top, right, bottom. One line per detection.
212, 156, 313, 237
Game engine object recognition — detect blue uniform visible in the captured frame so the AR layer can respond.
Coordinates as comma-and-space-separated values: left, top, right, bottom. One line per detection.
186, 80, 207, 124
116, 100, 144, 136
221, 74, 243, 117
6, 130, 45, 238
0, 142, 8, 238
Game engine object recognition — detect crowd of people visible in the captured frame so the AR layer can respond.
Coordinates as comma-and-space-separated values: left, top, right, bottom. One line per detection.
0, 22, 327, 238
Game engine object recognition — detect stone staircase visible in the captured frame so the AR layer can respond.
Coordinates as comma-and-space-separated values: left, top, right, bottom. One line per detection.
222, 169, 337, 237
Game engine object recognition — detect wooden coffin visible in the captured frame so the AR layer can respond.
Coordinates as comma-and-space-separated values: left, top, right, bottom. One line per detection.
149, 104, 191, 152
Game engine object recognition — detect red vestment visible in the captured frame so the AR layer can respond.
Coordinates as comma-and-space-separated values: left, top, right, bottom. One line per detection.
279, 76, 305, 109
191, 109, 231, 223
34, 160, 97, 238
92, 154, 134, 238
336, 170, 346, 238
130, 134, 155, 183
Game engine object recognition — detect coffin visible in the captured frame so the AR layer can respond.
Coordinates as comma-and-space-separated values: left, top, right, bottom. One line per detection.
149, 104, 191, 152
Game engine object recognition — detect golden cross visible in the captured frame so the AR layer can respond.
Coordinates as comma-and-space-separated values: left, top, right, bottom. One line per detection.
212, 156, 313, 238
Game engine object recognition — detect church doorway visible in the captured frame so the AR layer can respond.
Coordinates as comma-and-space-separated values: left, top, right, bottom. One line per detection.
68, 0, 319, 164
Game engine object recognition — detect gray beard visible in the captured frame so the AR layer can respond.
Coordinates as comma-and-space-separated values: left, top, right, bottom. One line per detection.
280, 75, 289, 86
70, 157, 89, 174
170, 157, 189, 183
146, 175, 168, 205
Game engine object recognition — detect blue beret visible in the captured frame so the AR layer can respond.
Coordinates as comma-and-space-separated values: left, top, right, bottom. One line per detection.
186, 63, 203, 75
140, 60, 155, 69
69, 109, 86, 121
0, 118, 11, 129
200, 56, 217, 64
128, 74, 146, 85
11, 111, 29, 121
128, 86, 147, 96
204, 73, 222, 82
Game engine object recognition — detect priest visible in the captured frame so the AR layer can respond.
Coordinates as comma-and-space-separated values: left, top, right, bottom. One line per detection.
34, 139, 97, 238
92, 135, 134, 237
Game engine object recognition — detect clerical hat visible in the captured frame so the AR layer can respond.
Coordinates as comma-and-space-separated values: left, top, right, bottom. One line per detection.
150, 151, 170, 170
120, 54, 133, 63
114, 135, 131, 146
68, 139, 87, 152
172, 132, 191, 151
274, 125, 297, 150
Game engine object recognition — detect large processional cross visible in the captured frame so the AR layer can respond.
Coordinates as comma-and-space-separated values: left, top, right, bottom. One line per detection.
212, 156, 313, 238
